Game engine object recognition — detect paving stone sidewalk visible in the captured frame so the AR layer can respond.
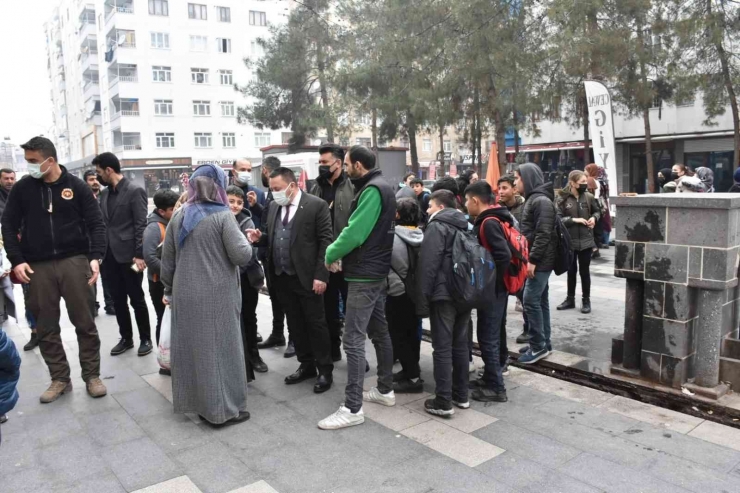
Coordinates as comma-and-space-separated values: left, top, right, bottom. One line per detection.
2, 279, 740, 493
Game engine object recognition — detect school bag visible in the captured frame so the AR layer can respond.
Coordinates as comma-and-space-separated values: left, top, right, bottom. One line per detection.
448, 230, 497, 309
390, 242, 421, 306
479, 216, 529, 295
553, 214, 574, 276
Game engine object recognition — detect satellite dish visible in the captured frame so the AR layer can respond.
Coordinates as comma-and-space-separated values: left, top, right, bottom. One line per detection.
117, 33, 126, 45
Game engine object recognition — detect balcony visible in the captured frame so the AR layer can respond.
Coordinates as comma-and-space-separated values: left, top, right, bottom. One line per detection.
80, 51, 98, 73
108, 63, 138, 94
105, 1, 134, 21
109, 97, 139, 129
112, 131, 141, 152
83, 79, 99, 101
78, 21, 95, 41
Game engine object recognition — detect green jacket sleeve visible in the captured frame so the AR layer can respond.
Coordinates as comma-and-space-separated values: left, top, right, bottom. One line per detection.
325, 187, 381, 265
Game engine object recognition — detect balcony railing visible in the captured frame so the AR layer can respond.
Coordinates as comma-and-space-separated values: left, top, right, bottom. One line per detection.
119, 41, 136, 48
106, 5, 134, 20
119, 75, 138, 82
123, 144, 141, 150
121, 110, 139, 116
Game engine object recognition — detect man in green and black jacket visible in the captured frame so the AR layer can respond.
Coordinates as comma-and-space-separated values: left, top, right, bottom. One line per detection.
318, 146, 397, 430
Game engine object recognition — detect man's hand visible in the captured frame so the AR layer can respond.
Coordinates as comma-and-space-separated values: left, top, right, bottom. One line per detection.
526, 262, 537, 280
134, 258, 146, 272
247, 191, 258, 207
313, 279, 327, 295
162, 296, 170, 306
245, 228, 262, 243
88, 260, 100, 286
325, 261, 342, 273
587, 217, 596, 229
13, 263, 33, 284
0, 270, 10, 279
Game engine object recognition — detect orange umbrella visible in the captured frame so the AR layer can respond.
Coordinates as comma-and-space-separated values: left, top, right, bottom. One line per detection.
486, 142, 501, 193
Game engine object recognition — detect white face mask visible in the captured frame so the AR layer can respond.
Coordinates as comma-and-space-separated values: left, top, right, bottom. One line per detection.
28, 158, 50, 179
236, 171, 252, 184
272, 185, 292, 206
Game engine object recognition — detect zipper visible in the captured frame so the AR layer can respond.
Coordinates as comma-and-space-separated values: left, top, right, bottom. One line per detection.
47, 186, 57, 255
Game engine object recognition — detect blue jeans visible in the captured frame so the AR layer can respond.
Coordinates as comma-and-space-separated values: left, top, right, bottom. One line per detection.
477, 290, 508, 392
523, 270, 551, 352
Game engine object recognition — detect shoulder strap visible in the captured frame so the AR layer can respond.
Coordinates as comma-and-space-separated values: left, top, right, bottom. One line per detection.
478, 217, 498, 251
157, 222, 166, 243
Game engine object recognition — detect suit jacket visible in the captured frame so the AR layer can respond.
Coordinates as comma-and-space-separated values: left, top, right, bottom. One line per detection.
99, 177, 148, 264
256, 192, 333, 292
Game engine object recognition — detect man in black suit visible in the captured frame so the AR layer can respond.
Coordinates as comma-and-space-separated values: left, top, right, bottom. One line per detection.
94, 153, 152, 357
246, 167, 334, 393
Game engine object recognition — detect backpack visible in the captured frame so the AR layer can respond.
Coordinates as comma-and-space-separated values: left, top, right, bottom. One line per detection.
448, 229, 497, 309
479, 216, 529, 295
390, 242, 420, 306
553, 214, 574, 276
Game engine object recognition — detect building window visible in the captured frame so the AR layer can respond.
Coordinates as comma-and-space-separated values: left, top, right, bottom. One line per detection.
189, 35, 207, 52
216, 6, 230, 22
216, 38, 231, 53
188, 3, 207, 20
219, 70, 233, 85
249, 11, 266, 26
191, 68, 209, 84
152, 65, 171, 82
149, 0, 168, 16
150, 32, 169, 49
250, 40, 264, 57
154, 99, 173, 115
254, 132, 270, 147
223, 132, 236, 148
193, 100, 211, 116
194, 132, 212, 148
422, 138, 432, 152
155, 132, 175, 148
355, 137, 372, 147
443, 140, 451, 152
220, 101, 235, 116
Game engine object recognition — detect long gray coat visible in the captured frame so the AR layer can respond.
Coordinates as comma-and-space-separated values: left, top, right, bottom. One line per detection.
160, 209, 252, 424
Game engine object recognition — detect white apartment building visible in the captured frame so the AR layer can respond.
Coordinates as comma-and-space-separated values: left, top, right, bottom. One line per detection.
46, 0, 290, 195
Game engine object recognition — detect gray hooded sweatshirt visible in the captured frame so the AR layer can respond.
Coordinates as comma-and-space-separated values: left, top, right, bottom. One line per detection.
387, 225, 424, 297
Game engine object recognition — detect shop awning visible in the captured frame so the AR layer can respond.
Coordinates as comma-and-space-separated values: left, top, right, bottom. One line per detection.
505, 141, 589, 154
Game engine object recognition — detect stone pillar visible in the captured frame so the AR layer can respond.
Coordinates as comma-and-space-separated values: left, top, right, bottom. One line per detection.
622, 279, 644, 370
695, 289, 724, 387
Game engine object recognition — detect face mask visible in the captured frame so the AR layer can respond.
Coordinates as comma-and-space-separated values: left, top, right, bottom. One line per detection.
272, 185, 292, 206
236, 172, 251, 184
318, 165, 334, 179
577, 184, 588, 194
28, 159, 50, 179
671, 172, 680, 181
97, 173, 109, 187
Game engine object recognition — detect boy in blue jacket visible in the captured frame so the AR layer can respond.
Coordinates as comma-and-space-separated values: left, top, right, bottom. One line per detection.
0, 329, 21, 444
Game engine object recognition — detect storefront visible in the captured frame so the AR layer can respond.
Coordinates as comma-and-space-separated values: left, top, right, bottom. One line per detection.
121, 157, 192, 197
684, 138, 735, 193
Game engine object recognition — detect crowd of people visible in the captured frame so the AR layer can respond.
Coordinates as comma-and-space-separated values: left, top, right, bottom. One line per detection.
0, 135, 618, 433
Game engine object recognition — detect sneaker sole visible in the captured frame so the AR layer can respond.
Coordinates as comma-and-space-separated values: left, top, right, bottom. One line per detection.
138, 348, 153, 357
110, 346, 134, 356
518, 350, 550, 365
452, 401, 470, 409
425, 407, 455, 417
364, 398, 396, 407
318, 417, 365, 430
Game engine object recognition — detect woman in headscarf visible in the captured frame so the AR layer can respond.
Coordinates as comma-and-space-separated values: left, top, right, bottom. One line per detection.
160, 164, 253, 426
695, 167, 715, 193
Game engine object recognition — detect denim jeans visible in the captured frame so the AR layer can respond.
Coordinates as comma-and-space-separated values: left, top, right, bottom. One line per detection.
477, 290, 508, 392
343, 280, 394, 413
430, 301, 471, 405
523, 270, 552, 352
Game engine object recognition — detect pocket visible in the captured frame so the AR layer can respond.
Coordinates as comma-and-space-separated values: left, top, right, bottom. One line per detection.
119, 232, 134, 241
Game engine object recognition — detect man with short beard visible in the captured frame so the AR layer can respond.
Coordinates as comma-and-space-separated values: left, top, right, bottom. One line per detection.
84, 170, 114, 317
0, 169, 16, 218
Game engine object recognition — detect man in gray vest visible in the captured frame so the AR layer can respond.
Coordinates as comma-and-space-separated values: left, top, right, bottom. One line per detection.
246, 168, 334, 393
318, 145, 397, 430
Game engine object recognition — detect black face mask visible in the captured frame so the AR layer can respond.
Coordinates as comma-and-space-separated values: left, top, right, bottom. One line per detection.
318, 165, 335, 180
658, 175, 666, 185
261, 174, 269, 187
577, 184, 588, 194
671, 172, 680, 181
97, 174, 109, 187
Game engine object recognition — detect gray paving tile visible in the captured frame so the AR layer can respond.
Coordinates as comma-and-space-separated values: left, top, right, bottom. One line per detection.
0, 466, 58, 493
598, 395, 703, 434
50, 473, 127, 493
79, 408, 147, 447
98, 367, 152, 394
558, 453, 690, 493
102, 437, 182, 492
20, 407, 83, 447
644, 453, 740, 493
476, 451, 551, 489
620, 423, 740, 473
138, 413, 214, 453
0, 431, 40, 476
228, 481, 280, 493
112, 385, 174, 420
402, 420, 505, 467
132, 475, 203, 493
520, 470, 604, 493
473, 420, 582, 468
688, 420, 740, 452
174, 441, 259, 493
400, 452, 519, 493
537, 398, 640, 435
38, 433, 111, 484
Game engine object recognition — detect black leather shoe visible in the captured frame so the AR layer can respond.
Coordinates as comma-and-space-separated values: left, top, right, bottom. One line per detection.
285, 366, 317, 384
258, 335, 286, 349
23, 333, 39, 351
556, 297, 575, 310
138, 340, 153, 356
283, 340, 296, 358
581, 298, 592, 314
313, 373, 333, 393
515, 331, 530, 344
251, 355, 268, 373
256, 333, 263, 343
111, 339, 134, 356
105, 306, 116, 316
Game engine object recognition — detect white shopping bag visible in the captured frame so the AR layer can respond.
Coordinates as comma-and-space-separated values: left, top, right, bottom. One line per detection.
157, 307, 171, 370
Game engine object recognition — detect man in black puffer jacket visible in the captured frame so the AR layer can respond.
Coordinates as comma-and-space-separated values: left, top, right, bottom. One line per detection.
515, 163, 557, 365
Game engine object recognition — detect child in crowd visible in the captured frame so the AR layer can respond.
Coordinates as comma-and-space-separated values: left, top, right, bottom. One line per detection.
226, 186, 267, 380
143, 189, 180, 344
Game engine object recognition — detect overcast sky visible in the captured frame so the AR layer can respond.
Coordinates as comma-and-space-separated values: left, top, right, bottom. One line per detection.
0, 0, 57, 144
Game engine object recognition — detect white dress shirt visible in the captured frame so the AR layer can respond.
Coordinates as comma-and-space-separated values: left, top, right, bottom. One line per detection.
281, 188, 302, 224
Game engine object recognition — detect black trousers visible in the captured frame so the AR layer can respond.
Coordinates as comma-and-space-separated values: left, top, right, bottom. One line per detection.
148, 280, 165, 344
240, 277, 260, 382
430, 301, 471, 405
273, 273, 333, 374
103, 259, 151, 342
386, 293, 421, 379
266, 271, 288, 341
567, 248, 593, 298
323, 271, 348, 357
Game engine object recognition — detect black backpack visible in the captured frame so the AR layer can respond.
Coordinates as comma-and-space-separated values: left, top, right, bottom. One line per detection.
553, 214, 574, 276
391, 242, 420, 306
448, 230, 497, 309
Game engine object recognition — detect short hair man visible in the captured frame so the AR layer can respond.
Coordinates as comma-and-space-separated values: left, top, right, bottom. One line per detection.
94, 152, 152, 357
497, 174, 525, 226
410, 178, 431, 224
83, 170, 101, 199
233, 159, 265, 229
247, 167, 335, 393
318, 145, 397, 430
83, 169, 115, 317
0, 168, 15, 218
309, 143, 353, 361
2, 136, 107, 403
143, 189, 179, 345
396, 172, 417, 200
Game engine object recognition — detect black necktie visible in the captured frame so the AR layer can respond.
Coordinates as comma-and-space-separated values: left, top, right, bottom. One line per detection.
282, 204, 291, 226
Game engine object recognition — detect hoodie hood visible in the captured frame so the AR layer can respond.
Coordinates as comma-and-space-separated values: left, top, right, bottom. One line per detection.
429, 207, 469, 230
235, 209, 253, 227
518, 163, 547, 199
474, 205, 515, 227
147, 211, 168, 225
394, 225, 423, 246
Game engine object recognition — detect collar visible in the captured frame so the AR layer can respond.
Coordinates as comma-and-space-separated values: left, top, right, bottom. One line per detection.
111, 176, 126, 193
429, 209, 442, 222
289, 188, 302, 207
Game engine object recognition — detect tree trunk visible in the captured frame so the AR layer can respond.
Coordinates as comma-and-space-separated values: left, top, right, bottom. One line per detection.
636, 24, 656, 193
371, 107, 378, 152
439, 123, 445, 176
476, 110, 483, 171
407, 109, 419, 176
513, 105, 520, 154
494, 107, 506, 175
316, 36, 333, 143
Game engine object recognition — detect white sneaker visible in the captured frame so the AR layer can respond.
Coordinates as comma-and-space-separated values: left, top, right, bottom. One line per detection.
363, 387, 396, 407
318, 405, 365, 430
452, 400, 470, 409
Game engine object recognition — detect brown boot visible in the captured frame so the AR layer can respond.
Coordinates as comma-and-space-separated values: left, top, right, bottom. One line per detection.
40, 381, 73, 404
86, 378, 108, 398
